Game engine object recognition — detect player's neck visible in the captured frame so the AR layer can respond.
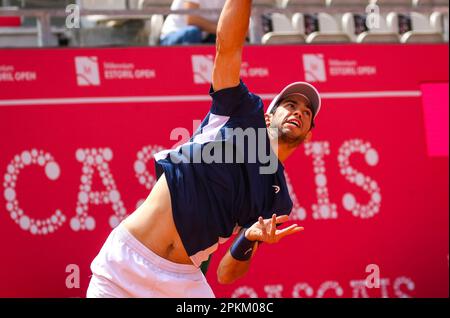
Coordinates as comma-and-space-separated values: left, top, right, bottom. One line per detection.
278, 143, 297, 163
269, 137, 297, 163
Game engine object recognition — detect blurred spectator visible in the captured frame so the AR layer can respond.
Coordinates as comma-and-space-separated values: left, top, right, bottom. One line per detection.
354, 14, 369, 34
262, 13, 273, 34
160, 0, 226, 45
398, 14, 412, 34
304, 14, 319, 35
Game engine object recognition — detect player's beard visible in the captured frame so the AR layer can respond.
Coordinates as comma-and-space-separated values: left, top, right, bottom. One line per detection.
270, 123, 307, 148
279, 129, 307, 148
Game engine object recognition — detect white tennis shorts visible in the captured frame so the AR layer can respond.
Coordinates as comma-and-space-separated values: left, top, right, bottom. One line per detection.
86, 223, 215, 298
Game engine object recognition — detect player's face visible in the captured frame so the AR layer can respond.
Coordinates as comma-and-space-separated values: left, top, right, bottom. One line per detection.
268, 95, 313, 147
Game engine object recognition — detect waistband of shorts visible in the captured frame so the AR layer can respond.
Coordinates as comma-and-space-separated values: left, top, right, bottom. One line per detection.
115, 223, 201, 275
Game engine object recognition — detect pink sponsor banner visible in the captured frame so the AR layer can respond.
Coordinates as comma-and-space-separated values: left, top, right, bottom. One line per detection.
0, 44, 448, 100
0, 45, 448, 298
421, 83, 449, 157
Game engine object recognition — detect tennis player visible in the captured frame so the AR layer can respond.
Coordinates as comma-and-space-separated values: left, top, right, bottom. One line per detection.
87, 0, 321, 298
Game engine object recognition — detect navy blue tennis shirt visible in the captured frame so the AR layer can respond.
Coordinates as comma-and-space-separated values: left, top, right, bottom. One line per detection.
154, 81, 293, 266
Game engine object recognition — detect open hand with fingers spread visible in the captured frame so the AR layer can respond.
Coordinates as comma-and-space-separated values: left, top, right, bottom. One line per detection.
245, 214, 304, 244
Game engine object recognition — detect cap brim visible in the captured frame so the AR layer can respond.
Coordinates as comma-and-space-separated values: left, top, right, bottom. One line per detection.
267, 82, 321, 120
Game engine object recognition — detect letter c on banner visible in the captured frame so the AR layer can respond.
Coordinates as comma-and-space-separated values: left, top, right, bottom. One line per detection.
3, 149, 66, 235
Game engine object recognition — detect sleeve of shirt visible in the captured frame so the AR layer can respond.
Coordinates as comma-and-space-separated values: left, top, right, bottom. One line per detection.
209, 80, 264, 119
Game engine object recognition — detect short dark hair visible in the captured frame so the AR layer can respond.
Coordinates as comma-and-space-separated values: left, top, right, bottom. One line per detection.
270, 98, 316, 129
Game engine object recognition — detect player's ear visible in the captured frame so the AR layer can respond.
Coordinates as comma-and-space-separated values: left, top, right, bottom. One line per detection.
265, 113, 272, 128
305, 130, 313, 143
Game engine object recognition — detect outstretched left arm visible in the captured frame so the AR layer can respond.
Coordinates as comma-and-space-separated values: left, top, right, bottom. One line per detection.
217, 214, 304, 285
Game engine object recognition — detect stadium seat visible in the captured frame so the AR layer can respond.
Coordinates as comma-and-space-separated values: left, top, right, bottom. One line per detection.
430, 11, 449, 41
148, 14, 165, 45
253, 0, 284, 7
387, 11, 444, 43
77, 0, 157, 46
271, 12, 296, 31
400, 30, 445, 42
306, 12, 352, 42
261, 31, 306, 44
262, 11, 351, 44
412, 0, 450, 7
281, 0, 329, 8
292, 12, 306, 32
133, 1, 167, 46
136, 0, 174, 8
406, 12, 445, 42
0, 28, 36, 47
370, 0, 414, 7
0, 26, 65, 47
80, 0, 128, 10
328, 0, 372, 5
261, 12, 306, 44
80, 0, 128, 27
342, 12, 400, 42
0, 5, 62, 47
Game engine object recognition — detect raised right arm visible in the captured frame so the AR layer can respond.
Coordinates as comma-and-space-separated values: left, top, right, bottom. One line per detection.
212, 0, 252, 92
